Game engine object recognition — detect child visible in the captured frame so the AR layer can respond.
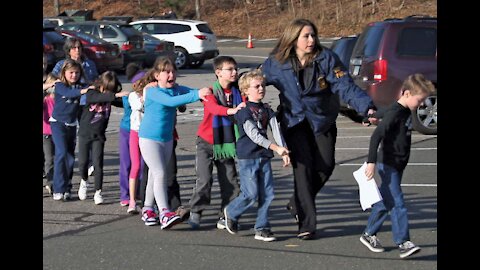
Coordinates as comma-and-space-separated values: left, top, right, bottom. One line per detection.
187, 56, 245, 229
43, 73, 58, 195
223, 70, 290, 242
138, 56, 211, 229
50, 59, 93, 201
77, 71, 129, 205
359, 73, 436, 258
127, 69, 148, 213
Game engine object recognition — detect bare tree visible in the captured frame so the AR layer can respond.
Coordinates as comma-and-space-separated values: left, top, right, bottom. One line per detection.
275, 0, 284, 10
358, 0, 363, 23
195, 0, 201, 19
389, 0, 405, 11
335, 0, 343, 24
54, 0, 60, 15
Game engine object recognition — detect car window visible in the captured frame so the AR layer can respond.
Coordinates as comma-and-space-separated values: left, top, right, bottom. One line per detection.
43, 30, 65, 43
155, 23, 190, 34
396, 27, 437, 56
196, 23, 213, 34
100, 25, 118, 38
77, 25, 94, 35
119, 25, 142, 37
352, 25, 384, 57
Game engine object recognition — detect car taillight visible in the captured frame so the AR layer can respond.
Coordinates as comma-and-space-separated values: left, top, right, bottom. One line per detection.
44, 44, 54, 53
194, 35, 207, 40
121, 42, 134, 51
155, 43, 164, 52
90, 45, 106, 55
373, 59, 387, 81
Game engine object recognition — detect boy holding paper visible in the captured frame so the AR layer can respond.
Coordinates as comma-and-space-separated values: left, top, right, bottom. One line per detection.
359, 74, 435, 259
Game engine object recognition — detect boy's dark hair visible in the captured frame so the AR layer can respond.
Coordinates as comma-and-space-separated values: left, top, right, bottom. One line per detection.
212, 56, 237, 71
125, 62, 142, 81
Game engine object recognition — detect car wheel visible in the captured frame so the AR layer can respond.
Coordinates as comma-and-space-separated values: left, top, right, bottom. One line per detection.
412, 95, 437, 135
174, 47, 189, 69
189, 59, 205, 68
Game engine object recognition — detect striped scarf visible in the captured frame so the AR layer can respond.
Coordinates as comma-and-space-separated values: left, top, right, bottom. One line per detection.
212, 80, 243, 160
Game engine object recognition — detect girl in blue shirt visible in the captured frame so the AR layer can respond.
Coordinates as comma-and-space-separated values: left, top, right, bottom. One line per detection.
138, 57, 211, 229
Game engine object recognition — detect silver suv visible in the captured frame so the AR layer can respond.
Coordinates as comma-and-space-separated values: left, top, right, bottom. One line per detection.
60, 21, 146, 69
131, 19, 219, 69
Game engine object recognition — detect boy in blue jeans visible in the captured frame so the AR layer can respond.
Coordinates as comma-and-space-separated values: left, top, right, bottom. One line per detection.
359, 73, 436, 258
224, 70, 290, 242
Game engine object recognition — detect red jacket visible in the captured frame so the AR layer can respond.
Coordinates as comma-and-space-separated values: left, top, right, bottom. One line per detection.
196, 93, 230, 144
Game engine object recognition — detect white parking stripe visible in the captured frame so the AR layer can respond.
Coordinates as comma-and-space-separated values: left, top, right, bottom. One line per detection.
338, 163, 437, 166
402, 184, 437, 187
337, 147, 437, 150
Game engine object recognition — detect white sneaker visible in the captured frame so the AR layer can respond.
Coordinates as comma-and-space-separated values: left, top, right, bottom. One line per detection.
88, 166, 95, 176
53, 193, 63, 201
94, 189, 104, 205
78, 179, 89, 200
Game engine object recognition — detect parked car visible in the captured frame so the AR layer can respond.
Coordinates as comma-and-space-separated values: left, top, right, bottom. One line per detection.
348, 15, 437, 134
141, 32, 176, 67
60, 29, 124, 73
43, 20, 65, 72
330, 35, 362, 122
130, 19, 219, 69
330, 35, 359, 69
44, 16, 75, 27
59, 21, 146, 69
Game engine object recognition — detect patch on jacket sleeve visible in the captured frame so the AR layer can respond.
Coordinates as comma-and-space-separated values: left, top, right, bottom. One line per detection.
333, 67, 345, 79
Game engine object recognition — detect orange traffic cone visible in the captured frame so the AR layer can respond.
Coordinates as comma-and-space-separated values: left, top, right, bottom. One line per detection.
246, 33, 254, 49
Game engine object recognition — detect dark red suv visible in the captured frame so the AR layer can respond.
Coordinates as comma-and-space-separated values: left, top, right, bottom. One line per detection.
349, 15, 437, 134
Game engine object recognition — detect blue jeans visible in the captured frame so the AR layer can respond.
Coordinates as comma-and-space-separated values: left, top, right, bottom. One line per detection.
225, 158, 274, 231
364, 163, 410, 245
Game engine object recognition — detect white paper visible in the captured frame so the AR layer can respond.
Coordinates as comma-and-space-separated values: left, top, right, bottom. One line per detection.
353, 162, 383, 211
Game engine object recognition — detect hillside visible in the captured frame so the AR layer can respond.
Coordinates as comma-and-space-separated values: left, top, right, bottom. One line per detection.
43, 0, 437, 38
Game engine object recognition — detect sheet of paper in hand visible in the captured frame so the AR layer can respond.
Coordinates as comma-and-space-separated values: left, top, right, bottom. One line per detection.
353, 162, 383, 211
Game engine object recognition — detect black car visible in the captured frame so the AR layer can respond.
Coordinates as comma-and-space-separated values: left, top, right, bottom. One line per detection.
43, 20, 65, 72
330, 35, 359, 69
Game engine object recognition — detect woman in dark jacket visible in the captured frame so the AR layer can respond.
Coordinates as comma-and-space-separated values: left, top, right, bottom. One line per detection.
262, 18, 378, 240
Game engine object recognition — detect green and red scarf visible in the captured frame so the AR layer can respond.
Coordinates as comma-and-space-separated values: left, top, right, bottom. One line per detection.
212, 80, 243, 160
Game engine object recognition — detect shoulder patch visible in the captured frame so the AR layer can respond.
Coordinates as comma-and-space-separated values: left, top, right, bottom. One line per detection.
333, 67, 345, 79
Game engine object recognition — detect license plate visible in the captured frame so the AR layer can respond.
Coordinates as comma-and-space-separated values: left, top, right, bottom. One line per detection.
136, 44, 141, 49
352, 66, 360, 76
111, 51, 117, 56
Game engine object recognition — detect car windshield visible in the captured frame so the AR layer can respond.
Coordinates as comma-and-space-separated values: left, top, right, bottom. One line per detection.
69, 31, 109, 45
352, 25, 384, 57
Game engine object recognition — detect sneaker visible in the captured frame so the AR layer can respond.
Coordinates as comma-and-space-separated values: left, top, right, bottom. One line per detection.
187, 212, 201, 229
216, 217, 226, 230
255, 229, 277, 242
360, 233, 385, 252
175, 206, 190, 222
160, 209, 181, 230
142, 209, 159, 226
63, 192, 72, 201
120, 200, 129, 207
286, 202, 299, 224
127, 202, 139, 214
94, 190, 104, 205
53, 193, 63, 201
88, 165, 95, 176
78, 179, 89, 200
399, 241, 421, 258
223, 208, 238, 235
297, 231, 315, 240
45, 184, 52, 195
